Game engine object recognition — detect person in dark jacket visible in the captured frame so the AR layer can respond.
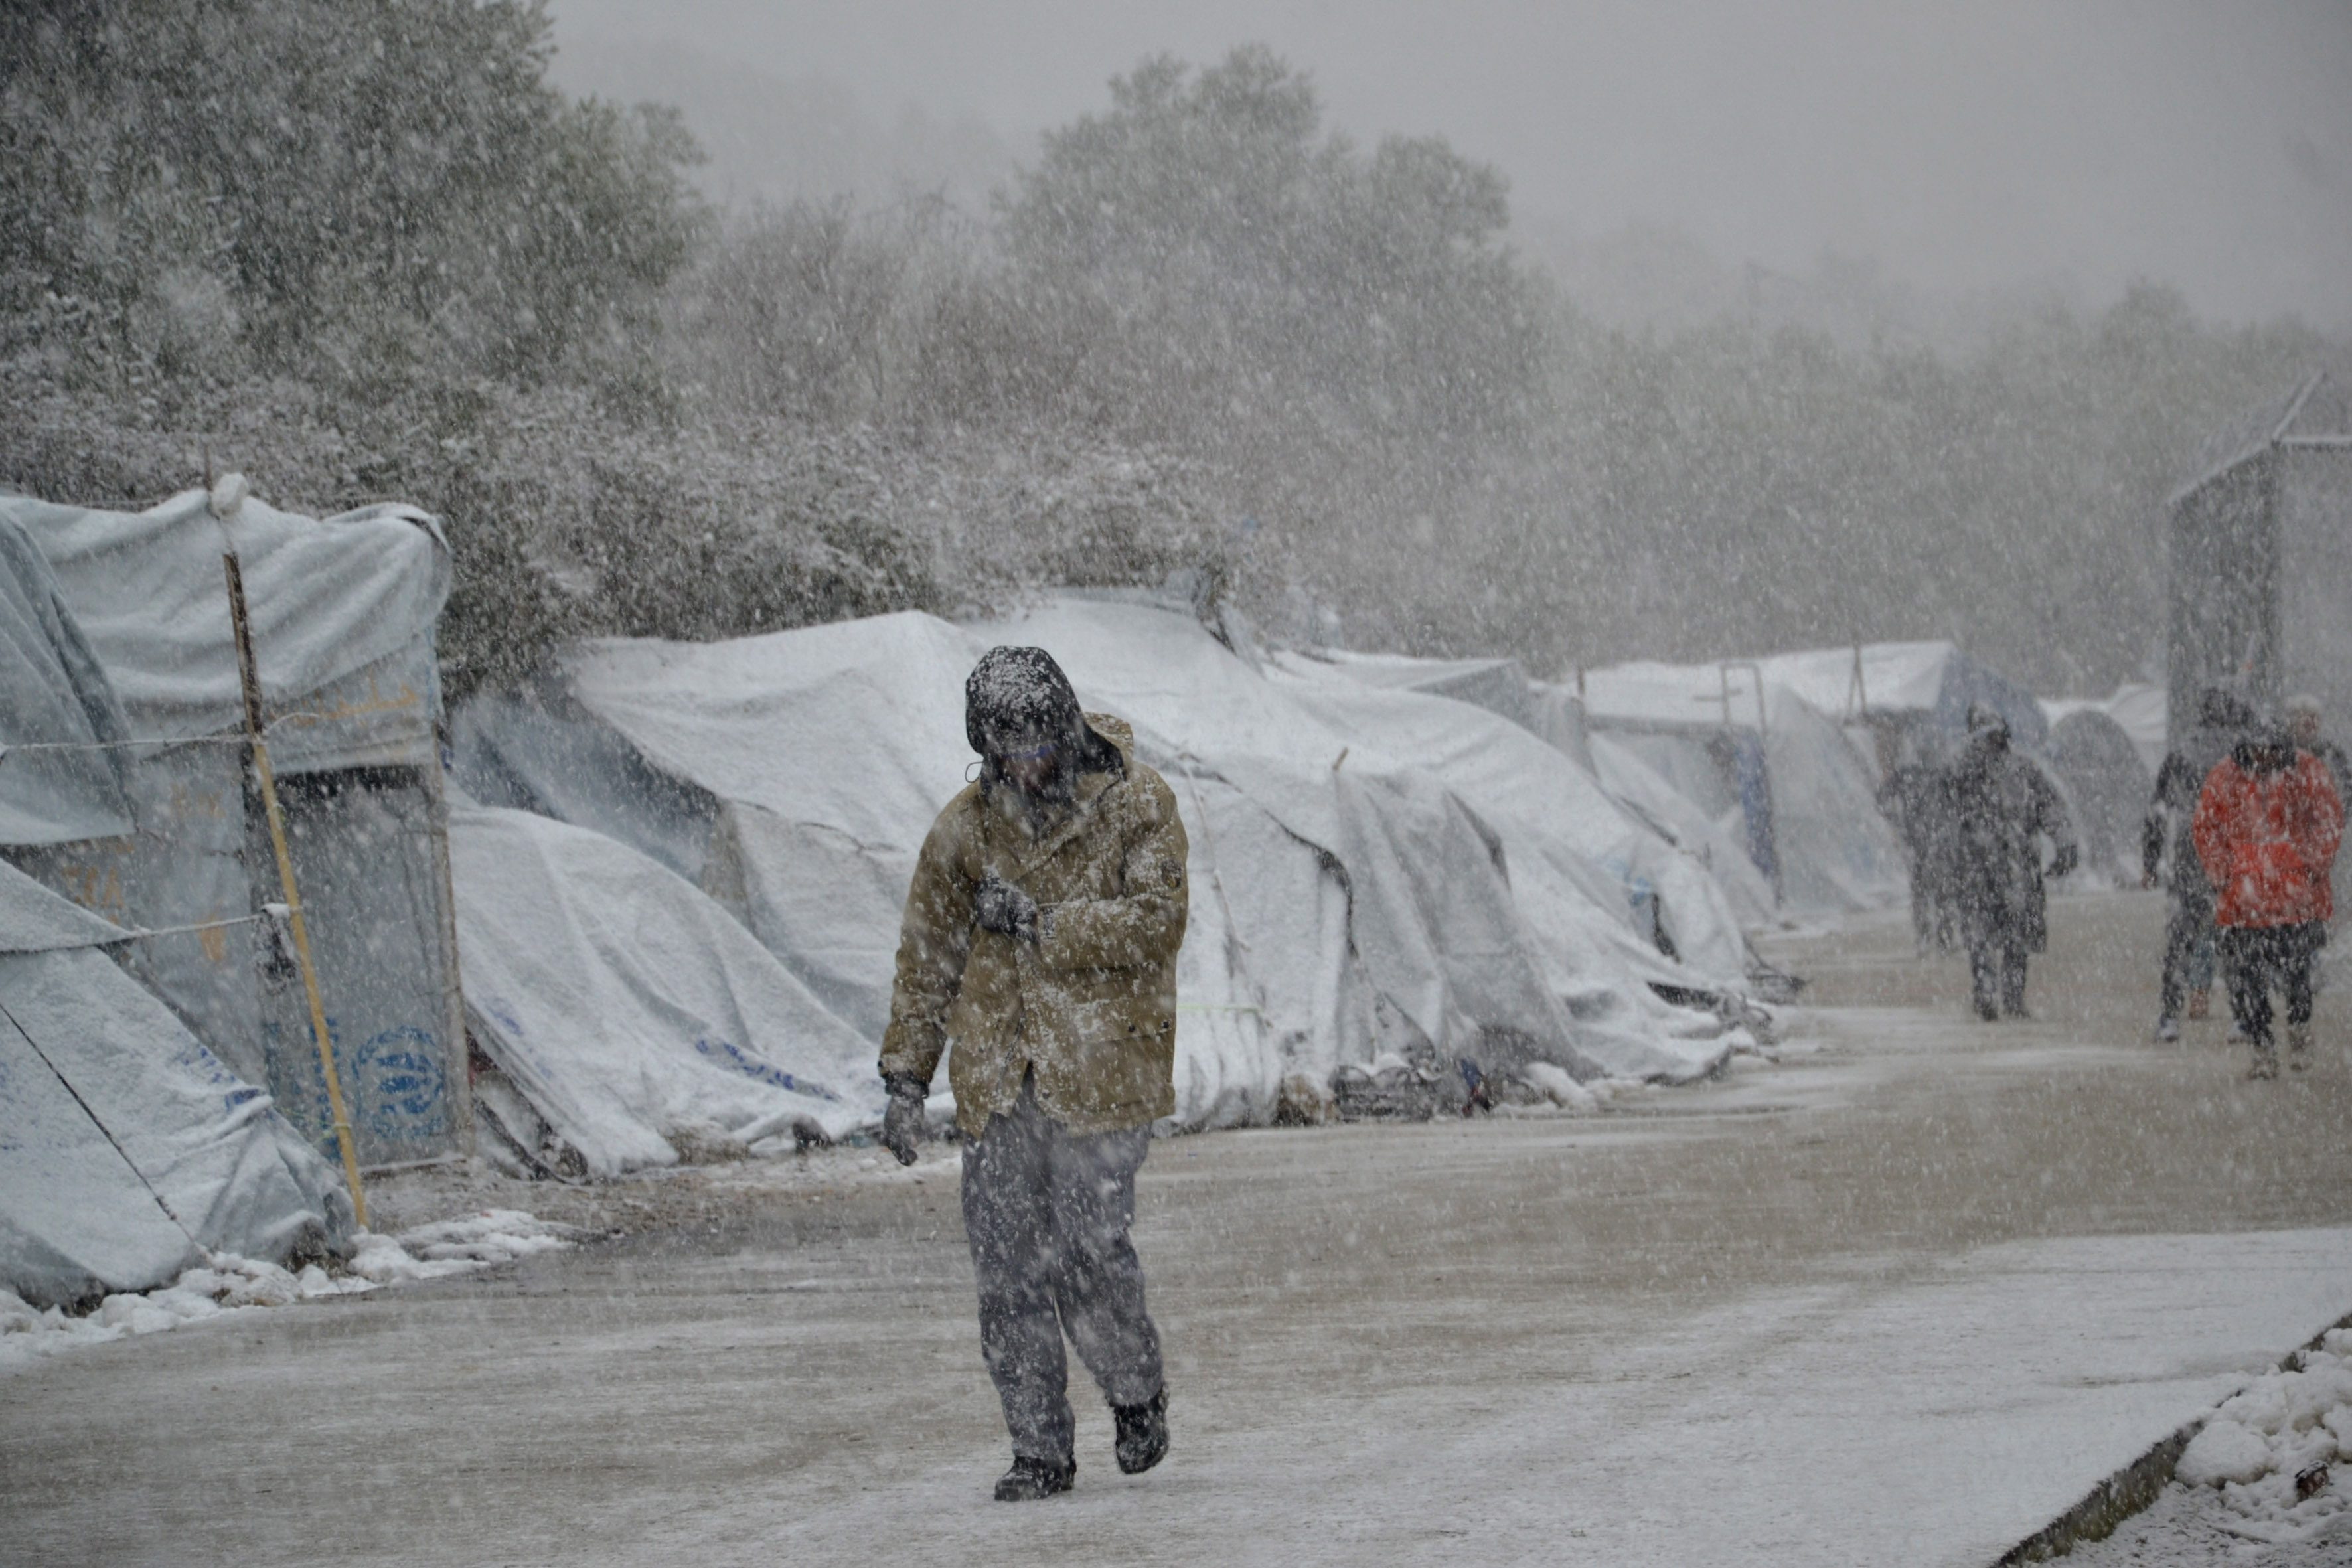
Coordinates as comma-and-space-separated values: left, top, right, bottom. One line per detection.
2143, 687, 2252, 1040
877, 645, 1188, 1502
1947, 704, 2078, 1020
1877, 744, 1958, 956
2194, 722, 2344, 1078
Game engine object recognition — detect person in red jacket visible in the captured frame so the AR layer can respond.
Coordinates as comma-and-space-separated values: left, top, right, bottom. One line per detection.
2193, 722, 2345, 1077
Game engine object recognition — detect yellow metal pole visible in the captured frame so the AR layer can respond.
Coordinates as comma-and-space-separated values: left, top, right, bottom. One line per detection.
222, 552, 369, 1228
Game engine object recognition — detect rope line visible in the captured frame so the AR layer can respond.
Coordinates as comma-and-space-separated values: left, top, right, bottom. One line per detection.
0, 712, 433, 761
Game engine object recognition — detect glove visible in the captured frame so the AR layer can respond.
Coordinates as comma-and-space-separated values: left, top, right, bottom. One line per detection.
879, 1073, 927, 1166
974, 870, 1040, 943
2049, 844, 2080, 880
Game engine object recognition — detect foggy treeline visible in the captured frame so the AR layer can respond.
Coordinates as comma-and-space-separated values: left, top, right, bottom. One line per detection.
3, 2, 2339, 698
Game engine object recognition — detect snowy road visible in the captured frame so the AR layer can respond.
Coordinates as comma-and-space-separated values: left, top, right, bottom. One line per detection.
7, 892, 2352, 1566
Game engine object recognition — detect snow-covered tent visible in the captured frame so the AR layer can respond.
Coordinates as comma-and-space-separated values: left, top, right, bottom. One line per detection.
449, 804, 884, 1177
1582, 661, 1909, 916
1006, 600, 1749, 1079
2045, 684, 2167, 777
0, 858, 354, 1309
1269, 647, 1751, 986
1292, 647, 1593, 769
1587, 734, 1778, 929
0, 513, 133, 847
0, 487, 469, 1169
456, 601, 1749, 1124
1304, 650, 1544, 732
1740, 641, 2049, 755
2041, 708, 2154, 883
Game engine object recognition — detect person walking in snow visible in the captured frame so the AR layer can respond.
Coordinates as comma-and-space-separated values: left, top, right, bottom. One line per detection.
1877, 740, 1958, 955
876, 645, 1188, 1501
2144, 687, 2254, 1040
2286, 694, 2351, 805
2193, 719, 2343, 1078
1946, 704, 2078, 1021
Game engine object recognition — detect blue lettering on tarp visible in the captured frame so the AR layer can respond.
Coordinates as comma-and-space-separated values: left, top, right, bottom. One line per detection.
481, 996, 525, 1039
262, 1017, 340, 1155
223, 1085, 265, 1113
692, 1036, 842, 1103
354, 1026, 448, 1140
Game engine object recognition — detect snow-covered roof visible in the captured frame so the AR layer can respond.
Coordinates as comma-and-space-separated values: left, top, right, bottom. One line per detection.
0, 488, 450, 773
1584, 641, 2044, 749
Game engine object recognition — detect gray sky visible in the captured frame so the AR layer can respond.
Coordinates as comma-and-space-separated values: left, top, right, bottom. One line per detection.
550, 0, 2352, 331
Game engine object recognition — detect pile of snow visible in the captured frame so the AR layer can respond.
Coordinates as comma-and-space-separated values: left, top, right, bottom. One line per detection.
2171, 1326, 2352, 1547
0, 1210, 579, 1373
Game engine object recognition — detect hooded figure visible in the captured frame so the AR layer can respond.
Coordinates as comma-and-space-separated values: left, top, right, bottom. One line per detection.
2144, 686, 2253, 1038
1945, 703, 2078, 1020
1876, 732, 1959, 955
2194, 720, 2343, 1077
877, 645, 1188, 1501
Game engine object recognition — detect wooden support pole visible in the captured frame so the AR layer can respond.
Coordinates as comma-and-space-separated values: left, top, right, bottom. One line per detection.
222, 552, 369, 1228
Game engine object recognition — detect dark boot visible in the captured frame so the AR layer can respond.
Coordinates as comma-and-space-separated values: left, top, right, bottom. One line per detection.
1113, 1388, 1169, 1476
993, 1455, 1075, 1502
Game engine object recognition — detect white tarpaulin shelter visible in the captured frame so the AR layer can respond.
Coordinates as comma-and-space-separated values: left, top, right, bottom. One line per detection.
2038, 706, 2155, 882
2045, 684, 2167, 777
1268, 647, 1751, 988
0, 858, 353, 1309
1000, 599, 1745, 1083
0, 512, 133, 847
1745, 641, 2048, 753
1583, 661, 1909, 916
1587, 734, 1779, 929
0, 487, 469, 1170
449, 804, 883, 1177
456, 600, 1748, 1124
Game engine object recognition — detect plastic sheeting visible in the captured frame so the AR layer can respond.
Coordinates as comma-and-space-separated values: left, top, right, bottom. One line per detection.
2, 489, 447, 774
2042, 708, 2154, 882
1585, 643, 2047, 754
1589, 734, 1778, 929
0, 860, 353, 1309
3, 487, 467, 1167
448, 805, 882, 1177
1267, 649, 1750, 990
0, 512, 133, 847
1587, 678, 1909, 917
458, 601, 1746, 1107
2045, 684, 2168, 777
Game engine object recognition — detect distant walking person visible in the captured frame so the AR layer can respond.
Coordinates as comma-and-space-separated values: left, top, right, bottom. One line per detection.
2144, 688, 2254, 1040
877, 645, 1188, 1500
1947, 704, 2078, 1021
2286, 694, 2351, 803
2193, 720, 2343, 1078
1877, 743, 1957, 955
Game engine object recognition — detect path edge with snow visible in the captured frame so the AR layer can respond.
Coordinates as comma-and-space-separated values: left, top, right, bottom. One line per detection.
1996, 1307, 2352, 1565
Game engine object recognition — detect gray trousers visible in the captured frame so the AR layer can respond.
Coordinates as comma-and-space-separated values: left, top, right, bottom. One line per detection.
961, 1079, 1162, 1463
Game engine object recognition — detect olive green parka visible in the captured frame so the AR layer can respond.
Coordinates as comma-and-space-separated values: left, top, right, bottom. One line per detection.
878, 714, 1188, 1138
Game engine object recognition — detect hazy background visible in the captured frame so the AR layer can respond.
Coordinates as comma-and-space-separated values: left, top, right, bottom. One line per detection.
549, 0, 2352, 344
7, 0, 2347, 701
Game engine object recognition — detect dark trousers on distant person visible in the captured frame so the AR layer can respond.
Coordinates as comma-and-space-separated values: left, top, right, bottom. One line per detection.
1968, 938, 2029, 1020
2218, 921, 2325, 1048
2158, 891, 2217, 1022
962, 1074, 1162, 1465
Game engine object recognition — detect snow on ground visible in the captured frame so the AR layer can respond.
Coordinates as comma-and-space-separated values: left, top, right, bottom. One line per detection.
0, 1209, 580, 1373
2066, 1327, 2352, 1563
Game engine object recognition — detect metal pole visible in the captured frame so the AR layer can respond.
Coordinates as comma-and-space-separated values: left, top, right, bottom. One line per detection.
419, 719, 474, 1156
222, 552, 369, 1227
